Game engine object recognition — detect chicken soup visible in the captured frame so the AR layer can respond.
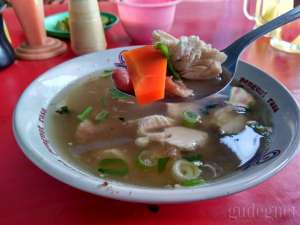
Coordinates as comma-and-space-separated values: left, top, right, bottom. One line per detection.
47, 73, 272, 188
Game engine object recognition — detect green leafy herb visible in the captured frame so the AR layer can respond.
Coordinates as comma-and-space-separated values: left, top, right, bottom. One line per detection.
55, 106, 70, 115
98, 158, 129, 176
181, 178, 206, 187
95, 110, 109, 123
155, 42, 181, 80
158, 157, 170, 173
77, 106, 93, 121
110, 87, 130, 100
101, 69, 113, 78
182, 111, 199, 127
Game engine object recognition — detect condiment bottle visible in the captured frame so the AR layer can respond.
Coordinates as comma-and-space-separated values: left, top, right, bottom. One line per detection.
69, 0, 107, 55
0, 0, 15, 70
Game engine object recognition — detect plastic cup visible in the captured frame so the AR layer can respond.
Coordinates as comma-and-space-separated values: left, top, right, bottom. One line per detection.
117, 0, 181, 44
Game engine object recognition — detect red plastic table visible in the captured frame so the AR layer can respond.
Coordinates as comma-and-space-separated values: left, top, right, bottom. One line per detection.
1, 2, 300, 225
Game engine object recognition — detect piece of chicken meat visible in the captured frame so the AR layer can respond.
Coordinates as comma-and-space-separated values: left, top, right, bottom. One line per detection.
136, 115, 208, 151
165, 76, 194, 97
153, 30, 227, 80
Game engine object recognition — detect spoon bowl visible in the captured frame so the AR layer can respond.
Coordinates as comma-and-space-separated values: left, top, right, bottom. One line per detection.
218, 5, 300, 93
183, 5, 300, 101
113, 5, 300, 102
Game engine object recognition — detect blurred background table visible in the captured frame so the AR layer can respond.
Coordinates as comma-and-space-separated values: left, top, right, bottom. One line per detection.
1, 1, 300, 225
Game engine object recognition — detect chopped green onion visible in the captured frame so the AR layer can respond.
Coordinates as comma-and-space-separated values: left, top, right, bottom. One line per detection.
110, 87, 130, 100
55, 106, 70, 115
77, 106, 93, 121
158, 157, 170, 173
155, 42, 169, 58
101, 69, 113, 78
182, 111, 199, 127
171, 159, 202, 182
167, 61, 181, 80
137, 150, 158, 168
181, 178, 206, 187
98, 158, 128, 176
95, 110, 109, 123
155, 42, 181, 80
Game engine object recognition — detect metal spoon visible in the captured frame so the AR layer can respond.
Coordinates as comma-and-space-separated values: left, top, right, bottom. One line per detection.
182, 5, 300, 101
114, 6, 300, 102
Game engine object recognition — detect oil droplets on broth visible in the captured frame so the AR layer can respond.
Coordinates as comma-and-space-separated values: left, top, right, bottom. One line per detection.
47, 71, 272, 188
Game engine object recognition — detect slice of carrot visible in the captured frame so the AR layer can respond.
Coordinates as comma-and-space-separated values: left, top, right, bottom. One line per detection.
122, 46, 167, 105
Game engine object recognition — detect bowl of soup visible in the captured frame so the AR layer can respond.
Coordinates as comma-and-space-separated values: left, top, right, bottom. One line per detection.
13, 46, 300, 203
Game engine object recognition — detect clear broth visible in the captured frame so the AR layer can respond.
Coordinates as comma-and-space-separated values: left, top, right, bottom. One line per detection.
47, 72, 272, 187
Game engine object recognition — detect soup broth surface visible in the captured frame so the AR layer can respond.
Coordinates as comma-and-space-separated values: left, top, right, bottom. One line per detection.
47, 72, 272, 187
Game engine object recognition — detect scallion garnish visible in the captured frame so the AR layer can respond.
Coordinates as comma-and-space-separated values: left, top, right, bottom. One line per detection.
55, 106, 70, 115
158, 157, 170, 173
101, 69, 113, 78
182, 111, 200, 127
172, 159, 201, 182
155, 42, 169, 58
77, 106, 93, 121
98, 158, 129, 176
110, 87, 130, 100
95, 110, 109, 123
137, 150, 158, 168
155, 42, 181, 80
181, 178, 205, 187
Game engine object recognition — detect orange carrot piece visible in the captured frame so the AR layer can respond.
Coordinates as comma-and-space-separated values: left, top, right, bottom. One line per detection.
122, 45, 167, 105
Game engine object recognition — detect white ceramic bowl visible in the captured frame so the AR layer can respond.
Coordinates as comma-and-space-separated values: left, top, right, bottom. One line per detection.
13, 46, 300, 203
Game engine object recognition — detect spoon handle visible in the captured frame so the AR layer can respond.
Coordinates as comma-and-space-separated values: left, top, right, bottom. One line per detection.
223, 5, 300, 73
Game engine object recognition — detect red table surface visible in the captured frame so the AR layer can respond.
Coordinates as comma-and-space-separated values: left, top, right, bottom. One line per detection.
1, 2, 300, 225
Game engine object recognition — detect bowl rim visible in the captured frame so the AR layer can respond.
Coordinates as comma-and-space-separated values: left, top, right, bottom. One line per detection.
12, 47, 300, 203
116, 0, 182, 8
